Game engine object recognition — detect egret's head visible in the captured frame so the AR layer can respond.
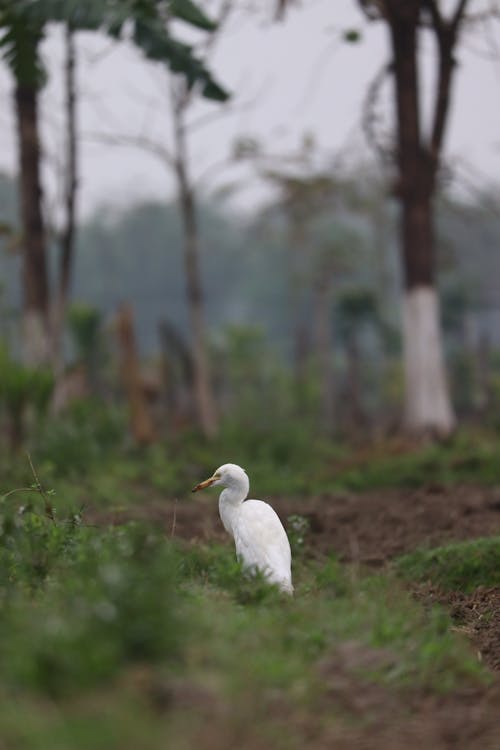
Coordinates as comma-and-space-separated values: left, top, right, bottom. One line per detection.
192, 463, 248, 492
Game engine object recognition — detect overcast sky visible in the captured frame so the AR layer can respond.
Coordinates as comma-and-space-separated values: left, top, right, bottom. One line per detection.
0, 0, 499, 221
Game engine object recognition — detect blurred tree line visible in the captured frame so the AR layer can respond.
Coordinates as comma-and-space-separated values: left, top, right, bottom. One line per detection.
1, 0, 499, 449
2, 166, 500, 443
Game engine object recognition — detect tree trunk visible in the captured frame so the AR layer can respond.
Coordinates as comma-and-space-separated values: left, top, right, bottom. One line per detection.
116, 304, 156, 445
52, 25, 78, 372
399, 196, 455, 437
289, 219, 310, 389
15, 81, 50, 365
158, 319, 194, 430
388, 3, 456, 435
346, 331, 364, 431
312, 272, 334, 431
172, 87, 218, 438
178, 180, 218, 437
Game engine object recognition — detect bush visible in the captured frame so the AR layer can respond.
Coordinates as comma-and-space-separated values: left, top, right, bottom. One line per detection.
0, 502, 182, 696
35, 399, 127, 476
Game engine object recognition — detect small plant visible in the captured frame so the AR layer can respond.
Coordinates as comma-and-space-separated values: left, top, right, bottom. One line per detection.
287, 514, 310, 556
0, 344, 54, 451
0, 462, 183, 697
67, 302, 101, 364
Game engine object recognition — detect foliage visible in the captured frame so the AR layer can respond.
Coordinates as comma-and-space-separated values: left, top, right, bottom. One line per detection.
287, 513, 310, 557
7, 391, 500, 499
0, 0, 44, 85
0, 348, 53, 415
336, 287, 379, 340
330, 431, 500, 491
396, 537, 500, 592
0, 503, 181, 696
0, 458, 492, 748
0, 0, 228, 99
0, 343, 54, 450
67, 302, 101, 363
35, 399, 127, 477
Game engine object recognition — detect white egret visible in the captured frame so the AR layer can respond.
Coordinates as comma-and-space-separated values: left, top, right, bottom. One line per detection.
192, 463, 293, 594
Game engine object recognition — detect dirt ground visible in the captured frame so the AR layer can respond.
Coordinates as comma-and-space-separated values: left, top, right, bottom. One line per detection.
90, 484, 500, 749
92, 483, 500, 671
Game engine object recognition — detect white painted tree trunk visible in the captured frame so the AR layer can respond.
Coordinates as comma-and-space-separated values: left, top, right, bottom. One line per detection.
403, 286, 455, 435
23, 310, 51, 367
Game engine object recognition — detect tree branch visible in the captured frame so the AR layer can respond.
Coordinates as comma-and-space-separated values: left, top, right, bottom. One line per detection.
360, 0, 390, 21
83, 131, 175, 170
423, 0, 445, 33
186, 86, 265, 134
427, 0, 471, 171
451, 0, 471, 32
361, 61, 393, 166
193, 153, 237, 190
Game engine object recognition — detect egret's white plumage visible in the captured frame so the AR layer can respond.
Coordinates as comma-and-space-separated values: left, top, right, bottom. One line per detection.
192, 463, 293, 594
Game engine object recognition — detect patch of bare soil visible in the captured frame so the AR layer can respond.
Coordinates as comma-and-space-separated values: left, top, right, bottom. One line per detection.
87, 484, 500, 672
413, 584, 500, 672
288, 484, 500, 565
88, 485, 500, 748
287, 484, 500, 677
320, 686, 500, 750
89, 484, 500, 563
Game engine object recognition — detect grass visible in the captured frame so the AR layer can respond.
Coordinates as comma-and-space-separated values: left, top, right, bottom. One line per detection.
4, 424, 500, 525
0, 478, 491, 750
395, 537, 500, 592
0, 409, 498, 747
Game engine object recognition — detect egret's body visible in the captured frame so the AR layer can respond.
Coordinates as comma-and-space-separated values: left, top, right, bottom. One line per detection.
193, 463, 293, 594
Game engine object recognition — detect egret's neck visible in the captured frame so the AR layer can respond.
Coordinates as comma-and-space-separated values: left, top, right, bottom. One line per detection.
218, 478, 249, 536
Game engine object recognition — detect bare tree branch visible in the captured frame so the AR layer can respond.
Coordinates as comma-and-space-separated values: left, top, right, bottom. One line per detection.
428, 0, 471, 169
424, 0, 470, 33
361, 61, 393, 166
200, 0, 234, 59
357, 0, 388, 21
423, 0, 445, 32
83, 131, 175, 169
186, 84, 265, 133
194, 153, 237, 189
451, 0, 471, 31
463, 1, 500, 25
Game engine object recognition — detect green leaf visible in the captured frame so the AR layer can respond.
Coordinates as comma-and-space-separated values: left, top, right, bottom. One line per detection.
343, 28, 361, 44
170, 0, 217, 31
202, 78, 229, 102
0, 0, 228, 100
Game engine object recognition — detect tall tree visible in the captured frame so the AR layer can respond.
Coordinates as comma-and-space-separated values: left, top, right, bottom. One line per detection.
0, 3, 50, 364
88, 0, 235, 438
170, 76, 219, 437
357, 0, 473, 434
277, 0, 476, 435
51, 23, 78, 372
0, 0, 227, 365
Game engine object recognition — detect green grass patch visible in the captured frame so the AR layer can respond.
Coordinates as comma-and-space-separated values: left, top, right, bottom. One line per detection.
4, 401, 500, 504
395, 537, 500, 592
332, 431, 500, 491
0, 466, 493, 749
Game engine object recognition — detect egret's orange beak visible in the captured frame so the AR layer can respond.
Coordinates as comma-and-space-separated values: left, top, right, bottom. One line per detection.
192, 475, 216, 493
